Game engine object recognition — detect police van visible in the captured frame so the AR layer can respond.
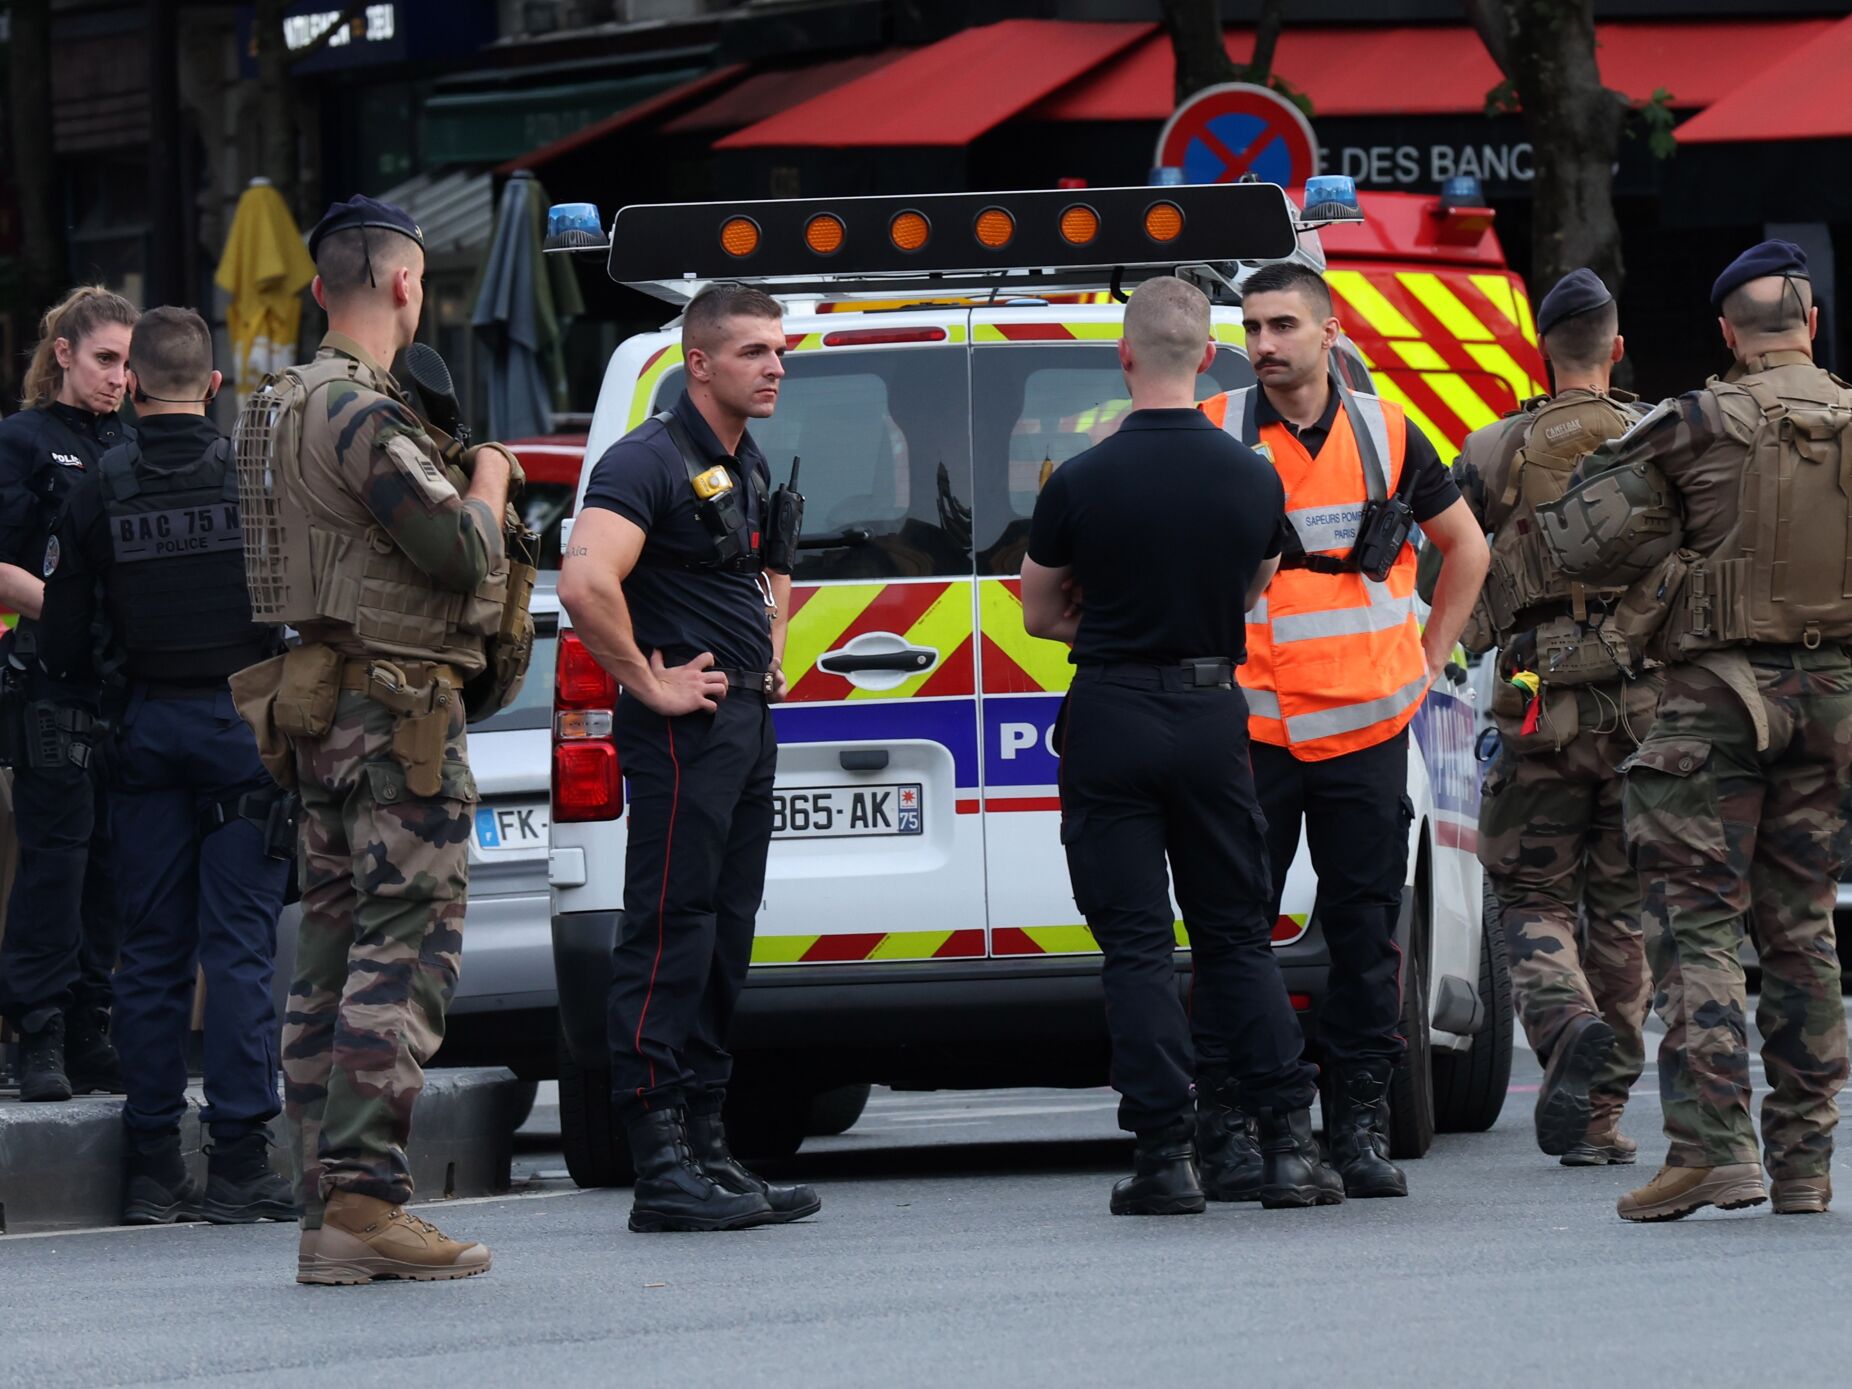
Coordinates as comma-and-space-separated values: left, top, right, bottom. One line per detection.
545, 180, 1517, 1182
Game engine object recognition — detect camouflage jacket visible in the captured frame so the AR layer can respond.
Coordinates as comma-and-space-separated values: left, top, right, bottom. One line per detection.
293, 332, 506, 670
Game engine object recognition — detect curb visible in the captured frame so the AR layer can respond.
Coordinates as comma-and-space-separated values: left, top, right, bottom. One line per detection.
0, 1067, 522, 1235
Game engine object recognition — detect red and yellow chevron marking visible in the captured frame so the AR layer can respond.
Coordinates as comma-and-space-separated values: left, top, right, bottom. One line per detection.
974, 321, 1124, 343
753, 928, 985, 964
783, 581, 975, 701
979, 579, 1074, 694
780, 580, 1077, 701
1326, 267, 1547, 459
992, 915, 1310, 957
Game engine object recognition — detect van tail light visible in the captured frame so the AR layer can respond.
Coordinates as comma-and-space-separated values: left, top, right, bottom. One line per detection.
553, 630, 621, 822
554, 741, 622, 822
556, 631, 618, 708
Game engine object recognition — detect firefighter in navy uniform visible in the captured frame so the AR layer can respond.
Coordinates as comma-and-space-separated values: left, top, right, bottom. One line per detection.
39, 308, 294, 1225
559, 284, 819, 1233
1022, 276, 1338, 1216
0, 286, 139, 1101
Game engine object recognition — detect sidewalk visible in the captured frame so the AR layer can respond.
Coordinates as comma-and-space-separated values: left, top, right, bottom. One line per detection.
0, 1067, 524, 1234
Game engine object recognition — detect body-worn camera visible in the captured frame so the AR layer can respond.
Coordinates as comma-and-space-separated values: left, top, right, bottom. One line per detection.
1350, 494, 1416, 583
690, 464, 754, 569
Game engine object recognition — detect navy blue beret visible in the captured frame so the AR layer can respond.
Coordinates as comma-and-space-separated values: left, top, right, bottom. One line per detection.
308, 195, 425, 261
1536, 267, 1613, 336
1711, 239, 1808, 312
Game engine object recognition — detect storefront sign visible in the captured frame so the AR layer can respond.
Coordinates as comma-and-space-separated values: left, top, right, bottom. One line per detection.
1321, 140, 1534, 188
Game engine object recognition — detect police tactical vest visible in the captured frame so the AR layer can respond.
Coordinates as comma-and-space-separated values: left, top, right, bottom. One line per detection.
1473, 390, 1641, 683
97, 437, 273, 683
1672, 364, 1852, 653
232, 348, 506, 673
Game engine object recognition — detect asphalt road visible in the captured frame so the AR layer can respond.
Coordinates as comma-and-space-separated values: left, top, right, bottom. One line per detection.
5, 1007, 1851, 1388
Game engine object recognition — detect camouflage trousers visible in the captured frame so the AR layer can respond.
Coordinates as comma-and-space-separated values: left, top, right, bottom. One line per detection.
281, 689, 474, 1225
1624, 650, 1852, 1178
1479, 679, 1658, 1126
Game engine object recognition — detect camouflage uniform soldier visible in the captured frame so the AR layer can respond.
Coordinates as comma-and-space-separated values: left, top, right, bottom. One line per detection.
1540, 241, 1852, 1222
229, 197, 524, 1281
1434, 270, 1657, 1165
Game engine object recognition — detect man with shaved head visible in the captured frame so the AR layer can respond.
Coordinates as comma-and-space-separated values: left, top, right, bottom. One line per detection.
1549, 241, 1852, 1223
1021, 276, 1336, 1216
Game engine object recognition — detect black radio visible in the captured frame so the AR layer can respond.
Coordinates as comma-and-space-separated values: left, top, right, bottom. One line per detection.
762, 456, 805, 575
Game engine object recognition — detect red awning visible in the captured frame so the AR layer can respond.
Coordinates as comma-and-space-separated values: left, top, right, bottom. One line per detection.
662, 51, 910, 135
1675, 15, 1852, 143
1028, 20, 1836, 122
714, 19, 1154, 149
495, 65, 747, 175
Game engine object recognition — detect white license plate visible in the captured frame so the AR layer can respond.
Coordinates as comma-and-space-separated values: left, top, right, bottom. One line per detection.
772, 783, 923, 840
474, 803, 549, 850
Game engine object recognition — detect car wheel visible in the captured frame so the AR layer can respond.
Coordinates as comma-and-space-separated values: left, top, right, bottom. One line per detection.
807, 1083, 872, 1137
1433, 876, 1515, 1133
1387, 886, 1436, 1160
556, 1026, 633, 1188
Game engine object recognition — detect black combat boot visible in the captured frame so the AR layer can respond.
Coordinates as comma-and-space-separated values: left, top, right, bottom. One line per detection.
685, 1110, 822, 1223
1535, 1014, 1616, 1157
1328, 1068, 1409, 1198
202, 1126, 297, 1223
15, 1009, 72, 1102
1110, 1119, 1206, 1216
1257, 1107, 1346, 1209
1195, 1076, 1263, 1202
625, 1109, 775, 1233
64, 1005, 123, 1095
123, 1125, 204, 1225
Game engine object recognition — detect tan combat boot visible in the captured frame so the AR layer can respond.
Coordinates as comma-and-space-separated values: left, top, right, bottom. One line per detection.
1560, 1122, 1638, 1167
1770, 1175, 1832, 1215
1616, 1164, 1767, 1222
296, 1191, 491, 1285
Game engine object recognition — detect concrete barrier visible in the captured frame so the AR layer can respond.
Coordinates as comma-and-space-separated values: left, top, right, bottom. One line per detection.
0, 1066, 522, 1235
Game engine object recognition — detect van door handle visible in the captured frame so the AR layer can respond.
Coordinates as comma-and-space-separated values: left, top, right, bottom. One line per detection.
817, 632, 941, 690
819, 649, 935, 674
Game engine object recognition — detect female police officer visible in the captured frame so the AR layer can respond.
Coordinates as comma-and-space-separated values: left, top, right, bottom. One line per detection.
0, 285, 138, 1099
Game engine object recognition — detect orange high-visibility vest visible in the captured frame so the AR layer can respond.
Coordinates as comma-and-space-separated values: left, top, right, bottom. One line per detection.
1201, 386, 1426, 762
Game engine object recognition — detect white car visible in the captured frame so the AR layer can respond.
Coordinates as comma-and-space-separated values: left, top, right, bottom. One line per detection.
547, 184, 1515, 1181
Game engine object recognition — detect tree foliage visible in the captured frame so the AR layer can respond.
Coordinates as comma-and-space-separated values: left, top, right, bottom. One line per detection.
1467, 0, 1628, 294
1160, 0, 1313, 116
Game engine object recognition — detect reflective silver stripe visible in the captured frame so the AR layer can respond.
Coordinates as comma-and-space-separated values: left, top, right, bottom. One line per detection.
1270, 583, 1415, 643
1282, 675, 1429, 743
1285, 502, 1365, 554
1215, 387, 1255, 439
1242, 686, 1282, 719
1346, 390, 1393, 492
1247, 596, 1268, 622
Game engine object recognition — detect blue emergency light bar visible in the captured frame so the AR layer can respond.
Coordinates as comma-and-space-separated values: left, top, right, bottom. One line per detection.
1300, 175, 1363, 226
544, 202, 609, 252
599, 184, 1301, 300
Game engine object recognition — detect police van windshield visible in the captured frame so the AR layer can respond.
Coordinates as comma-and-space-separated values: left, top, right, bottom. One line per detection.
970, 344, 1257, 575
649, 341, 1260, 582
